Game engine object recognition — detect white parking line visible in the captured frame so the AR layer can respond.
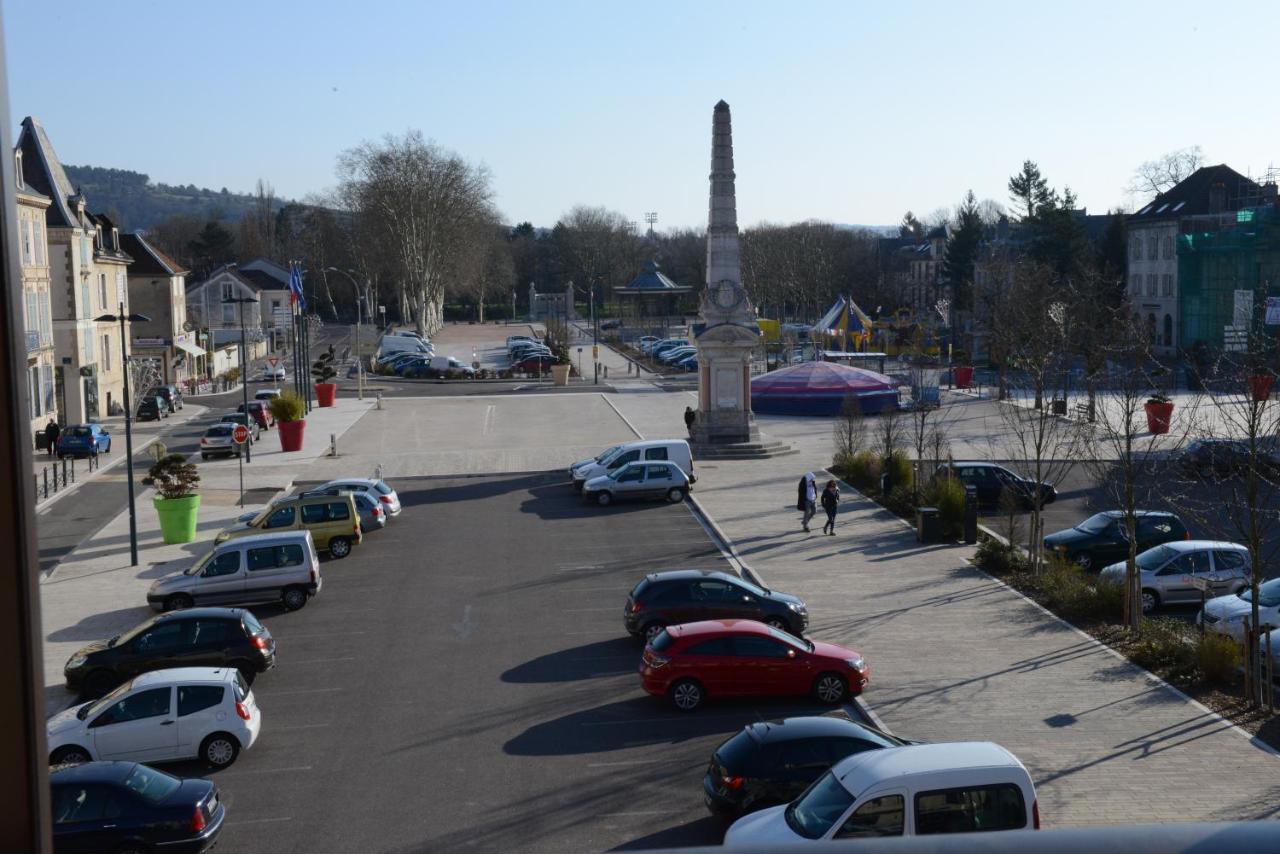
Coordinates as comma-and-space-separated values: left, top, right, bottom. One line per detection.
269, 722, 332, 731
483, 404, 495, 435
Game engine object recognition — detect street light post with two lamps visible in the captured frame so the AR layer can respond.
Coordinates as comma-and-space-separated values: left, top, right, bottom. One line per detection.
326, 267, 367, 400
94, 305, 150, 567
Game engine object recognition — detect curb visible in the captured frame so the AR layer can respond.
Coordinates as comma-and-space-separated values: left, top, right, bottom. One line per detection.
684, 493, 767, 590
34, 435, 160, 513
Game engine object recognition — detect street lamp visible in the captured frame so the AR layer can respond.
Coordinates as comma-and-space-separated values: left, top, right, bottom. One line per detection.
326, 267, 367, 399
95, 305, 150, 567
222, 295, 259, 462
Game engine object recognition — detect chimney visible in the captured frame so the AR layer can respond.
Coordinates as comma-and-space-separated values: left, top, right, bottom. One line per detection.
1208, 181, 1225, 214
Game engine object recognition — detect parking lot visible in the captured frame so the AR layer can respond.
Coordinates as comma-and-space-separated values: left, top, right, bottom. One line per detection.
199, 473, 837, 851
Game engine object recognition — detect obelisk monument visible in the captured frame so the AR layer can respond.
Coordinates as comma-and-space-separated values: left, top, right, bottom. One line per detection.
690, 100, 761, 445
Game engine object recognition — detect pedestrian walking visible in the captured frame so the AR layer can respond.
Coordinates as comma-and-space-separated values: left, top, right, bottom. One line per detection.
797, 472, 818, 532
684, 406, 696, 436
43, 418, 59, 457
821, 480, 840, 535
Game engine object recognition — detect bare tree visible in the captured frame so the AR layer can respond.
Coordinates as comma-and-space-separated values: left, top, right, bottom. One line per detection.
1128, 146, 1205, 201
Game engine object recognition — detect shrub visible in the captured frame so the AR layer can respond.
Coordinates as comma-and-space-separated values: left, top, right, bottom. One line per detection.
142, 453, 200, 499
842, 451, 882, 491
269, 391, 306, 423
1128, 617, 1196, 680
1197, 632, 1242, 684
884, 453, 914, 493
311, 345, 337, 384
223, 367, 241, 383
974, 537, 1027, 575
923, 475, 966, 537
882, 485, 916, 518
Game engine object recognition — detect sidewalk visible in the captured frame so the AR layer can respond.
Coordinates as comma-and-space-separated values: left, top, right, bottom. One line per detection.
39, 398, 373, 716
606, 389, 1280, 826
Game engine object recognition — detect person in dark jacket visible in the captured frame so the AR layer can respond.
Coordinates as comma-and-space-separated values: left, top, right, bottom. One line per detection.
684, 406, 696, 436
820, 480, 840, 535
798, 472, 817, 532
43, 419, 59, 457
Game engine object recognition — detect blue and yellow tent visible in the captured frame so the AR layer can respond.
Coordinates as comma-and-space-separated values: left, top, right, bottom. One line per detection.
813, 296, 875, 352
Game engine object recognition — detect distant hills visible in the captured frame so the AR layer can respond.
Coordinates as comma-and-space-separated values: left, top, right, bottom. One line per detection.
62, 164, 286, 232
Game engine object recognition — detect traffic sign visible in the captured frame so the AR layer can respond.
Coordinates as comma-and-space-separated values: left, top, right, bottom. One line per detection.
267, 356, 280, 368
232, 424, 251, 445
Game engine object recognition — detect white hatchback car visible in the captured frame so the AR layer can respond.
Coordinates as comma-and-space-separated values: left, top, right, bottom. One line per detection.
46, 667, 261, 769
1200, 577, 1280, 642
310, 477, 402, 516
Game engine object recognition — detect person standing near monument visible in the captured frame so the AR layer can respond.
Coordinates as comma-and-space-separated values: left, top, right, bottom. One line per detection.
684, 406, 696, 436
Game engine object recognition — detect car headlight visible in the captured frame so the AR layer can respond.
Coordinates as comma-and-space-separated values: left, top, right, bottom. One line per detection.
847, 657, 866, 671
65, 655, 87, 670
786, 601, 805, 612
1053, 545, 1068, 552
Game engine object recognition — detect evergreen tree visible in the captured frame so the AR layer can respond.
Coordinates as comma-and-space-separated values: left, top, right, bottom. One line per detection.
1007, 160, 1052, 222
187, 220, 236, 273
899, 211, 924, 240
942, 191, 983, 312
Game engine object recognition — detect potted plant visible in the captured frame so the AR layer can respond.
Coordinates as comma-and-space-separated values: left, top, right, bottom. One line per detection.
1144, 391, 1175, 435
143, 452, 201, 544
270, 391, 307, 452
1245, 348, 1273, 402
550, 347, 571, 387
951, 349, 974, 389
312, 345, 338, 407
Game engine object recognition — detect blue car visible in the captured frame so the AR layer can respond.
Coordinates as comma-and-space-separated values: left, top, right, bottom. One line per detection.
57, 423, 111, 458
395, 357, 431, 377
677, 354, 699, 371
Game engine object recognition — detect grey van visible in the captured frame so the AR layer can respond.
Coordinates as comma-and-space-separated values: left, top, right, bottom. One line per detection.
147, 531, 321, 613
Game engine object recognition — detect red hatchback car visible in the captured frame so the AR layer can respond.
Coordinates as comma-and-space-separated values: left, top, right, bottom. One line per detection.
640, 620, 868, 711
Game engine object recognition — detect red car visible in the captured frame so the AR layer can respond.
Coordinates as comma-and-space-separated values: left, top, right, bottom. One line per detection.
640, 619, 868, 712
514, 355, 555, 372
237, 400, 275, 429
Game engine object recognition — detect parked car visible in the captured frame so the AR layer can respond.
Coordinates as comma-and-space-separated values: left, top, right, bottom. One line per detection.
50, 761, 225, 853
47, 667, 261, 769
636, 335, 659, 351
57, 424, 111, 458
1043, 511, 1188, 572
658, 346, 697, 365
1179, 438, 1280, 478
640, 620, 869, 711
506, 335, 535, 348
583, 460, 692, 506
1199, 576, 1280, 642
723, 742, 1037, 843
704, 716, 911, 817
395, 330, 430, 343
302, 488, 386, 531
570, 439, 695, 490
200, 424, 242, 460
237, 400, 275, 429
216, 493, 362, 557
625, 569, 808, 642
253, 388, 282, 402
1098, 540, 1251, 614
136, 395, 168, 422
307, 477, 402, 516
933, 462, 1056, 509
378, 334, 431, 358
261, 365, 287, 381
64, 608, 275, 699
147, 384, 184, 412
652, 339, 691, 359
429, 355, 477, 377
149, 531, 321, 613
514, 355, 556, 372
676, 354, 699, 372
218, 413, 260, 442
601, 319, 621, 330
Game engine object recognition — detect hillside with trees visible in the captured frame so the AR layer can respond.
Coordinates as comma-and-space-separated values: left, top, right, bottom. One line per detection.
62, 164, 285, 231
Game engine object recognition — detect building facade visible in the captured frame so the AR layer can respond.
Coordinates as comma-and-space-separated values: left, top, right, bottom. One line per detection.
119, 233, 199, 388
184, 264, 268, 373
14, 152, 55, 442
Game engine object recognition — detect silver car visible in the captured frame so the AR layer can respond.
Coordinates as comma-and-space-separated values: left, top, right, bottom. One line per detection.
581, 461, 691, 506
1099, 540, 1251, 614
310, 477, 401, 516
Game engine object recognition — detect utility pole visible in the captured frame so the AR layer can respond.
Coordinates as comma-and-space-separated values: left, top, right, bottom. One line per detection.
223, 295, 258, 463
95, 306, 150, 566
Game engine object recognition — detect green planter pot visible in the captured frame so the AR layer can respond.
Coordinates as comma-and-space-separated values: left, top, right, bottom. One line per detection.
154, 494, 201, 544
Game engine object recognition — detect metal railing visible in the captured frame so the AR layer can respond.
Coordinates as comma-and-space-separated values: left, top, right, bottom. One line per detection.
33, 453, 98, 502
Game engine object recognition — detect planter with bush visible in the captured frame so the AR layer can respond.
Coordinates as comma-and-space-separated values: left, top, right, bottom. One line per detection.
951, 349, 973, 389
312, 345, 338, 407
270, 391, 307, 452
143, 451, 201, 544
1144, 392, 1174, 435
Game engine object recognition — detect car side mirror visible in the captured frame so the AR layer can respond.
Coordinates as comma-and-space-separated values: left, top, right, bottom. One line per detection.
101, 429, 110, 435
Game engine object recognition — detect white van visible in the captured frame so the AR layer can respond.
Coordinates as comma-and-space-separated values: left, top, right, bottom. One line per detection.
147, 530, 322, 613
378, 335, 431, 358
569, 439, 695, 491
724, 742, 1038, 844
429, 355, 476, 376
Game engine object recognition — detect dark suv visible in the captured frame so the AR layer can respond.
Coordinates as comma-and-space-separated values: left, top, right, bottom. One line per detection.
148, 384, 184, 413
63, 607, 275, 698
934, 461, 1056, 510
624, 570, 807, 642
1044, 510, 1188, 572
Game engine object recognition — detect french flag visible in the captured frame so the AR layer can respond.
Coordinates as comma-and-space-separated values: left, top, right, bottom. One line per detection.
289, 263, 307, 311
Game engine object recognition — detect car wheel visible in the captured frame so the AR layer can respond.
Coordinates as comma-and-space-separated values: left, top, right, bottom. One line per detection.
81, 670, 118, 699
642, 622, 666, 644
200, 732, 241, 768
596, 491, 612, 506
813, 672, 848, 704
329, 537, 352, 558
670, 678, 704, 711
103, 440, 111, 453
50, 745, 92, 766
666, 487, 686, 503
1075, 554, 1093, 572
1141, 589, 1159, 615
282, 586, 309, 611
164, 593, 194, 612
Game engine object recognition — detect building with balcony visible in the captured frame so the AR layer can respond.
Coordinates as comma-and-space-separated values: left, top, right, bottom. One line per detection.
14, 150, 55, 443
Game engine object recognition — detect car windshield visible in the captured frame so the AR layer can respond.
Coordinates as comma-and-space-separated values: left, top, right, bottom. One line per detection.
1077, 513, 1115, 534
1241, 578, 1280, 608
206, 426, 232, 437
78, 680, 132, 720
768, 625, 814, 652
111, 617, 158, 648
784, 771, 854, 839
122, 763, 182, 804
66, 427, 90, 438
1136, 544, 1178, 571
595, 446, 623, 465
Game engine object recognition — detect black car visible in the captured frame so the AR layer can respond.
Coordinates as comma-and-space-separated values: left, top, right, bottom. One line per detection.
135, 395, 167, 422
51, 761, 223, 854
1179, 438, 1279, 478
148, 384, 184, 413
63, 608, 275, 699
934, 462, 1056, 510
703, 716, 910, 817
1044, 510, 1188, 572
624, 569, 807, 642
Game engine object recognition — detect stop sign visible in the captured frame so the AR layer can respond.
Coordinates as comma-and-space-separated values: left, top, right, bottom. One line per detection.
232, 424, 251, 445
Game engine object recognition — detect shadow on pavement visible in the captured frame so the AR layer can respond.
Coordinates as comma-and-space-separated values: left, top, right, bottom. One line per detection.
501, 637, 640, 684
609, 815, 728, 850
46, 606, 152, 643
521, 483, 675, 520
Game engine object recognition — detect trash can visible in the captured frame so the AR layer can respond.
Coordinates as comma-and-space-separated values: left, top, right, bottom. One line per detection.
963, 485, 979, 544
917, 506, 941, 543
1051, 398, 1067, 416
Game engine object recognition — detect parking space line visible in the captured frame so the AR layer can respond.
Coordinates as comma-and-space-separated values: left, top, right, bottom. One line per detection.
269, 722, 333, 731
226, 816, 294, 826
582, 713, 773, 727
564, 607, 618, 612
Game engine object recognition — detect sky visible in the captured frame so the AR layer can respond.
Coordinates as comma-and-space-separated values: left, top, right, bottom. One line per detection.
5, 1, 1279, 231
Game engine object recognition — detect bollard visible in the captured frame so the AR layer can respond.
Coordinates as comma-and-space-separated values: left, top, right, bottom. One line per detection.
33, 474, 38, 502
376, 391, 384, 411
330, 433, 337, 457
43, 467, 48, 499
604, 365, 608, 379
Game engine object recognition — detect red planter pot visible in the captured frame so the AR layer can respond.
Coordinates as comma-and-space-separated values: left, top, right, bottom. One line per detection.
315, 383, 337, 407
1248, 374, 1274, 402
1144, 401, 1174, 435
953, 366, 974, 389
278, 419, 306, 452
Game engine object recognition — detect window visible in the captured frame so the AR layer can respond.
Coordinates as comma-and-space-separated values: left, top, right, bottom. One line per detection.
1157, 550, 1211, 576
34, 220, 44, 265
247, 543, 305, 571
1214, 550, 1247, 572
222, 303, 236, 324
91, 686, 172, 727
1163, 236, 1174, 259
684, 637, 734, 655
1146, 274, 1157, 297
20, 217, 31, 265
915, 784, 1026, 834
221, 281, 234, 301
177, 685, 224, 717
121, 764, 182, 805
99, 273, 108, 309
81, 280, 91, 319
1161, 274, 1173, 296
328, 502, 350, 520
202, 551, 241, 578
190, 619, 230, 646
52, 784, 110, 825
134, 620, 190, 652
608, 450, 641, 470
835, 794, 904, 839
644, 447, 669, 461
690, 580, 734, 602
1136, 516, 1173, 538
732, 636, 791, 658
1147, 237, 1157, 260
784, 772, 855, 839
647, 464, 672, 480
1130, 237, 1141, 260
264, 506, 296, 529
780, 739, 833, 770
103, 334, 111, 371
1129, 274, 1140, 295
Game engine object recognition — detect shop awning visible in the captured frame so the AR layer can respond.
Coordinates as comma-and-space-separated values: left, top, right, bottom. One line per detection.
176, 339, 206, 357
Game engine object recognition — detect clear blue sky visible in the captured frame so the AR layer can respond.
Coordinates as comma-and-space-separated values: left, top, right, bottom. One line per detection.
5, 1, 1278, 230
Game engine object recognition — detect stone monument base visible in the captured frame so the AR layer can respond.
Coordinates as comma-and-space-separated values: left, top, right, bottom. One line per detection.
691, 410, 759, 445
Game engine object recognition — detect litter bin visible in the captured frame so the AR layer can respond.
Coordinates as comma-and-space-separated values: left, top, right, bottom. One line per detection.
1051, 398, 1067, 416
917, 506, 941, 543
963, 485, 978, 544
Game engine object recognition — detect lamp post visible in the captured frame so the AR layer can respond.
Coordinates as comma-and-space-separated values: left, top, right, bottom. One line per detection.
222, 295, 259, 462
326, 267, 366, 399
590, 279, 599, 385
95, 305, 150, 567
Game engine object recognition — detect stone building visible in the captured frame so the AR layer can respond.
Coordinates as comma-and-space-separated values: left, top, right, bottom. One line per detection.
119, 233, 199, 386
14, 147, 55, 441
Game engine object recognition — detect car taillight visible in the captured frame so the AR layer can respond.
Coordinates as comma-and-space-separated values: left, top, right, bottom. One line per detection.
235, 701, 251, 721
191, 805, 207, 833
1033, 799, 1040, 829
310, 566, 318, 585
379, 495, 393, 504
251, 635, 269, 651
721, 775, 744, 791
630, 600, 643, 613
